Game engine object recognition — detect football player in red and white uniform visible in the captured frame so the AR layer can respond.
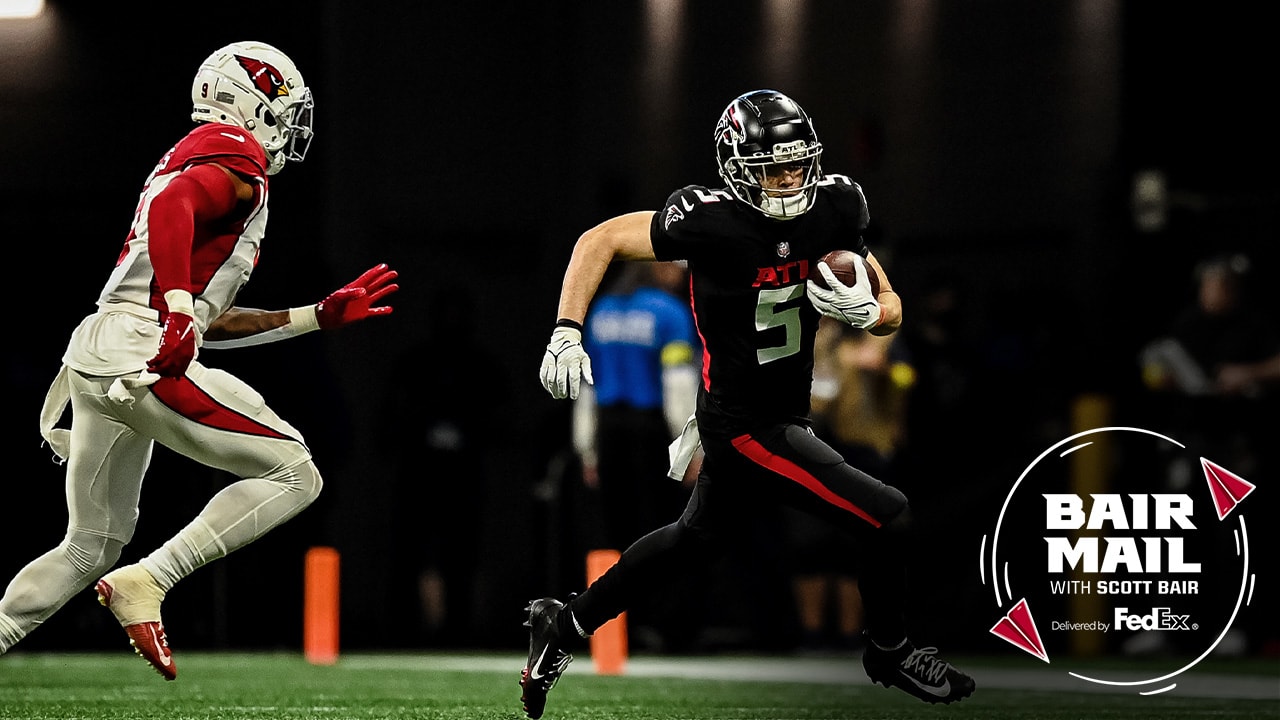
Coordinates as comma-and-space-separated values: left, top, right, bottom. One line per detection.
523, 90, 974, 716
0, 41, 397, 680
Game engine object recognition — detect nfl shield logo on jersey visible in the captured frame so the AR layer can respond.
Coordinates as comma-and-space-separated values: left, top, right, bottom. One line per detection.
776, 241, 791, 258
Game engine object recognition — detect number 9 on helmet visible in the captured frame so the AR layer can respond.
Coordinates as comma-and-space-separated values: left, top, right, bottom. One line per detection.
190, 41, 314, 175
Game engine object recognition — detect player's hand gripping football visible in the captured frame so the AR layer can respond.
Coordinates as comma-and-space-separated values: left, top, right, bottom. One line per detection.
315, 263, 399, 329
806, 255, 883, 329
540, 325, 593, 400
148, 290, 198, 377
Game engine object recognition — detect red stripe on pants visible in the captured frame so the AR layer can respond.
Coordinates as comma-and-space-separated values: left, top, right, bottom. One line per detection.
731, 433, 881, 528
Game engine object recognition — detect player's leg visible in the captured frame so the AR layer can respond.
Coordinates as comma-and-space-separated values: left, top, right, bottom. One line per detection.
0, 372, 149, 655
522, 455, 731, 719
724, 425, 908, 637
731, 423, 975, 704
560, 451, 733, 638
122, 364, 322, 585
94, 364, 321, 679
519, 596, 574, 720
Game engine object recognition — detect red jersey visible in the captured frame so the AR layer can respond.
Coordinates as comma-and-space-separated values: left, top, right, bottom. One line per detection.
63, 123, 271, 375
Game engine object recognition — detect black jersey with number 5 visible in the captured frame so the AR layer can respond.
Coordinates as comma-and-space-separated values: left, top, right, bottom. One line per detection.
648, 175, 872, 432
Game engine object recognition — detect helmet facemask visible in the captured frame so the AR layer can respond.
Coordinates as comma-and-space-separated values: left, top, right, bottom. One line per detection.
727, 141, 823, 220
257, 88, 314, 175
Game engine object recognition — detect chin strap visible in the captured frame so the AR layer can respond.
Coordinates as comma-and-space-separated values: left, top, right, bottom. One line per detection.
759, 191, 811, 219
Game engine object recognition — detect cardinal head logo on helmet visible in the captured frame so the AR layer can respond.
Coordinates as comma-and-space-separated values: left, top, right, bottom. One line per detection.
235, 55, 290, 99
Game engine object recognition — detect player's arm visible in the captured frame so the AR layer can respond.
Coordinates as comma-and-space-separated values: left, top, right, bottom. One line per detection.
203, 263, 399, 349
554, 211, 658, 325
144, 162, 252, 376
146, 161, 253, 307
202, 307, 291, 345
540, 211, 657, 400
864, 251, 902, 336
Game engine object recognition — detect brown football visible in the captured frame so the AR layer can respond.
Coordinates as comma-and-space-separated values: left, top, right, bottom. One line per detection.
814, 249, 881, 295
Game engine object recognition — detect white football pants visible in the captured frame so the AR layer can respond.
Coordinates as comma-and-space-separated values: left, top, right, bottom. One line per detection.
0, 362, 321, 653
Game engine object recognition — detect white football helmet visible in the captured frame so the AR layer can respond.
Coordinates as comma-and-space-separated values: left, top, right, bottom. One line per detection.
190, 41, 314, 175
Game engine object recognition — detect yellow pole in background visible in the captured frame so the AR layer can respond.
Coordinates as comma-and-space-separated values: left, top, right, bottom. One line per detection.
1069, 394, 1110, 658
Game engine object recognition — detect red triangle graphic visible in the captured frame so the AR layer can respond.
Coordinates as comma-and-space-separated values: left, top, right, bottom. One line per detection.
1205, 467, 1236, 520
991, 616, 1035, 654
1201, 458, 1256, 520
1008, 598, 1046, 657
990, 598, 1049, 662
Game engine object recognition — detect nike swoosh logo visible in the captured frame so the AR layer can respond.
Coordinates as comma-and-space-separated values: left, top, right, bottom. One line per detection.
149, 626, 172, 666
901, 671, 949, 697
220, 132, 247, 143
681, 196, 695, 211
528, 646, 550, 680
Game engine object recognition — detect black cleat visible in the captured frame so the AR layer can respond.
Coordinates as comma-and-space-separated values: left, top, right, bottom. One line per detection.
520, 598, 574, 719
863, 639, 975, 704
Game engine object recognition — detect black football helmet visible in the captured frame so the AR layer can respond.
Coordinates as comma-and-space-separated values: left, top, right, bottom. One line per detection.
714, 89, 823, 220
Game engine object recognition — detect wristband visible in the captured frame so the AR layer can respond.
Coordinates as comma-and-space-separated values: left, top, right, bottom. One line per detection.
289, 305, 321, 334
163, 289, 195, 317
555, 318, 584, 332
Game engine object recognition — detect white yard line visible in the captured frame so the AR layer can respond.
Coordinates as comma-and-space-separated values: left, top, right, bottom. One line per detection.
340, 652, 1280, 700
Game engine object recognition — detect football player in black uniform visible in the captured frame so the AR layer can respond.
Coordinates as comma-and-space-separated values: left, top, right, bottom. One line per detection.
523, 89, 975, 718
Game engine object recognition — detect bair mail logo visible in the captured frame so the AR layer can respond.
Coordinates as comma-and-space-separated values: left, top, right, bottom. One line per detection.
980, 426, 1258, 694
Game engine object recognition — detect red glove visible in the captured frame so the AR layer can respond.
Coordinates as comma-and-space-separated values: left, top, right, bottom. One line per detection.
315, 263, 399, 330
148, 290, 198, 377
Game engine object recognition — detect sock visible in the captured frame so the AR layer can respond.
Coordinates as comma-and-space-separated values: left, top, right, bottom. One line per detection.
555, 601, 590, 650
872, 636, 908, 652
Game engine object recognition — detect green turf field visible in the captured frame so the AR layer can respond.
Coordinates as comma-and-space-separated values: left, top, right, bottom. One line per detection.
0, 651, 1275, 719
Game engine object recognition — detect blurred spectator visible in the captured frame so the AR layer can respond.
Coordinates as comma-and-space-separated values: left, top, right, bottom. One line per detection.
786, 317, 915, 652
1135, 253, 1280, 656
1141, 253, 1280, 402
1137, 253, 1280, 480
571, 260, 700, 649
572, 261, 700, 548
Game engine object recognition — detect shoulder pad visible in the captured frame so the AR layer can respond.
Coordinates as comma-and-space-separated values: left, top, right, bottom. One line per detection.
817, 174, 870, 228
176, 123, 268, 178
659, 185, 737, 232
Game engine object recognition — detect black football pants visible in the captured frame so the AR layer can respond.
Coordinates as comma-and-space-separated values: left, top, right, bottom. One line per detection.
570, 421, 913, 647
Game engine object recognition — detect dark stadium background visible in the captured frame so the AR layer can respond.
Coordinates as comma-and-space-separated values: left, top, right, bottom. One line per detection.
2, 1, 1275, 660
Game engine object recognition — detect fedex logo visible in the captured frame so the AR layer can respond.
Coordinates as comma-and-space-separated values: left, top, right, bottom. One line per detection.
1114, 607, 1192, 631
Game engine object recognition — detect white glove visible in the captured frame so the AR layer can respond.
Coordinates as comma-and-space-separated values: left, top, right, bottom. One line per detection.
805, 257, 883, 329
540, 325, 594, 399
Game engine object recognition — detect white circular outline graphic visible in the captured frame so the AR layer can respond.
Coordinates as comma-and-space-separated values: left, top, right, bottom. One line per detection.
985, 426, 1252, 688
